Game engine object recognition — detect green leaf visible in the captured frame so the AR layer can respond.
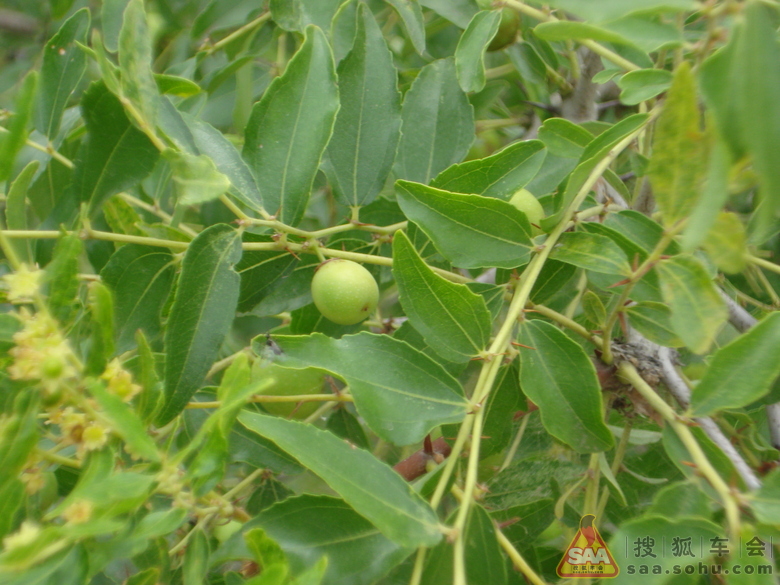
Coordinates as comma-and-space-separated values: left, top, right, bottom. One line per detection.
238, 412, 442, 547
544, 0, 694, 24
537, 118, 593, 158
702, 212, 747, 274
647, 63, 705, 227
101, 0, 131, 52
395, 58, 475, 184
517, 320, 614, 453
271, 0, 343, 32
420, 0, 478, 28
0, 479, 24, 540
680, 133, 731, 251
217, 495, 410, 585
393, 231, 491, 362
119, 0, 159, 127
752, 469, 780, 525
326, 408, 370, 450
323, 4, 402, 208
395, 180, 533, 269
163, 149, 231, 206
85, 281, 115, 376
154, 74, 201, 97
655, 254, 727, 354
243, 25, 339, 226
185, 115, 265, 213
255, 332, 468, 445
45, 234, 83, 325
550, 231, 632, 276
0, 391, 40, 492
101, 244, 176, 353
534, 20, 635, 45
0, 72, 37, 182
157, 224, 242, 425
35, 8, 90, 138
5, 161, 39, 264
133, 330, 162, 423
88, 382, 160, 462
691, 313, 780, 416
132, 508, 188, 541
617, 68, 672, 105
422, 505, 507, 585
626, 301, 683, 348
125, 569, 160, 585
73, 82, 160, 212
455, 10, 501, 93
182, 528, 210, 585
384, 0, 426, 55
430, 140, 547, 200
237, 234, 299, 313
582, 291, 606, 326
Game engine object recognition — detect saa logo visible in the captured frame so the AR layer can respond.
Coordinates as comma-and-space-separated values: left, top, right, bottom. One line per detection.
557, 514, 619, 578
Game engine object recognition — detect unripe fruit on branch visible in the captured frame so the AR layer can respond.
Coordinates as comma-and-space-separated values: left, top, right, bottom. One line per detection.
509, 188, 545, 234
477, 0, 520, 51
311, 259, 379, 325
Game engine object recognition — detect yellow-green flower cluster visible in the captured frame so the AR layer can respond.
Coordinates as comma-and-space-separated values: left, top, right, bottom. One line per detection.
1, 264, 43, 304
8, 310, 76, 392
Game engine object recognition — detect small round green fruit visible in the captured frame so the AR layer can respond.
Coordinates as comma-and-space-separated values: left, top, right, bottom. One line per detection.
311, 259, 379, 325
509, 188, 545, 233
255, 363, 326, 419
488, 8, 520, 51
214, 520, 244, 543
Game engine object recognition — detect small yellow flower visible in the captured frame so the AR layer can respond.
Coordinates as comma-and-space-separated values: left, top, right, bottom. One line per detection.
20, 467, 45, 495
81, 423, 109, 452
2, 521, 41, 551
2, 264, 43, 303
102, 358, 141, 402
62, 499, 93, 525
8, 311, 76, 390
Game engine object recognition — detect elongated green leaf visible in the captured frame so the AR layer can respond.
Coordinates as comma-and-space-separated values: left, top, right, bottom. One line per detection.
101, 244, 176, 353
702, 211, 747, 274
681, 133, 730, 251
5, 161, 39, 264
243, 26, 339, 226
216, 495, 410, 585
45, 234, 83, 325
183, 528, 210, 585
544, 0, 694, 23
517, 320, 614, 453
154, 74, 201, 97
430, 140, 546, 200
238, 412, 442, 547
164, 149, 231, 206
455, 10, 501, 93
395, 180, 533, 269
618, 68, 672, 105
700, 2, 780, 241
0, 479, 24, 540
384, 0, 425, 55
254, 332, 468, 445
0, 72, 37, 182
626, 301, 683, 348
158, 224, 242, 425
271, 0, 343, 32
550, 231, 631, 276
0, 391, 40, 492
655, 254, 727, 354
323, 4, 401, 208
88, 382, 160, 462
393, 231, 491, 362
73, 82, 160, 212
648, 63, 705, 227
85, 281, 115, 376
535, 20, 635, 45
537, 118, 593, 158
691, 313, 780, 416
395, 58, 474, 185
35, 8, 90, 138
119, 0, 159, 127
185, 115, 265, 213
102, 0, 131, 52
422, 505, 507, 585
